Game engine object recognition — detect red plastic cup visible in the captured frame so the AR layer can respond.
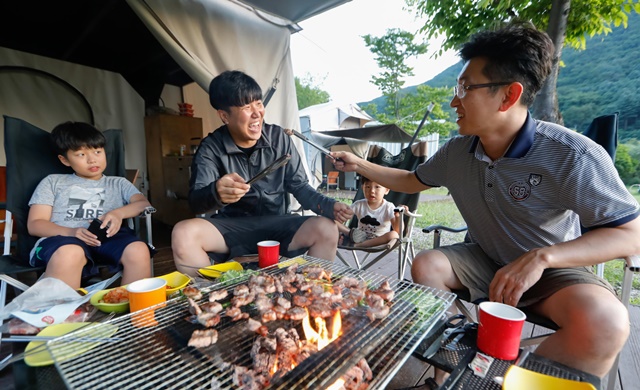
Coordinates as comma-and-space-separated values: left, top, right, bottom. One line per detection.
477, 301, 526, 360
257, 240, 280, 268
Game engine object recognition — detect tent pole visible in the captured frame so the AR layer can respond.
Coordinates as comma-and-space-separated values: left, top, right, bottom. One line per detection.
409, 102, 434, 147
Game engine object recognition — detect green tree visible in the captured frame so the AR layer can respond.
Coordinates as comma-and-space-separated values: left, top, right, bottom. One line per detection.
405, 0, 640, 124
615, 143, 639, 184
363, 29, 454, 138
295, 75, 330, 110
363, 28, 428, 120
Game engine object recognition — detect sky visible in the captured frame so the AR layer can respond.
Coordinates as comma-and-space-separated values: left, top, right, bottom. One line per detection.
289, 0, 461, 104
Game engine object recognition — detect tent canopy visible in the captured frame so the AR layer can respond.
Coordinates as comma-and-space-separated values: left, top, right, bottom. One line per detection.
316, 124, 413, 143
0, 0, 351, 107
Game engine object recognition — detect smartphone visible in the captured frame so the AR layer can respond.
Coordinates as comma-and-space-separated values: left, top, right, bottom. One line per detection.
247, 154, 291, 185
88, 218, 109, 242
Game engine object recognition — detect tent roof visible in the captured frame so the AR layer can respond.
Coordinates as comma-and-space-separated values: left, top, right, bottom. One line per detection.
316, 124, 414, 143
238, 0, 351, 24
0, 0, 350, 106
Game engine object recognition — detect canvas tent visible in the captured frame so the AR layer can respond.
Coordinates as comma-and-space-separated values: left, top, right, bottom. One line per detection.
0, 0, 351, 191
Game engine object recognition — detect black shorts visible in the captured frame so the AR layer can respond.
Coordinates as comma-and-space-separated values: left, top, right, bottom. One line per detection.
30, 227, 145, 278
205, 214, 314, 263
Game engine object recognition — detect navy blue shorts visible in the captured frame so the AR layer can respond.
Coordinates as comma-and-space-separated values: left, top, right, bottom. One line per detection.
30, 227, 144, 278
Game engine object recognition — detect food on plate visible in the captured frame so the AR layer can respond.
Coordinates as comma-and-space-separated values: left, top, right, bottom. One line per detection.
100, 286, 129, 303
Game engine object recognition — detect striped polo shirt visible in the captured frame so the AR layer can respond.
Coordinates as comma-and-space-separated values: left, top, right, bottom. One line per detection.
415, 114, 640, 265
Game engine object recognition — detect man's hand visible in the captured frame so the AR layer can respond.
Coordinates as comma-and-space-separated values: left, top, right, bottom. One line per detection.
331, 151, 360, 172
216, 173, 250, 204
333, 202, 354, 224
489, 248, 549, 306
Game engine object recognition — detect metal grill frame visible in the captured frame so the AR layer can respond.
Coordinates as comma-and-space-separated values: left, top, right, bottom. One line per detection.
47, 257, 455, 389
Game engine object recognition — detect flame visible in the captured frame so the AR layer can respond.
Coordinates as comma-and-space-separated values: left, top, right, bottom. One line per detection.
301, 309, 342, 351
301, 309, 344, 389
326, 379, 345, 390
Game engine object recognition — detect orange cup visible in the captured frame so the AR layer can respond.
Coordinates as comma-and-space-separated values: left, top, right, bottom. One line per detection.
127, 278, 167, 327
477, 301, 526, 360
257, 240, 280, 268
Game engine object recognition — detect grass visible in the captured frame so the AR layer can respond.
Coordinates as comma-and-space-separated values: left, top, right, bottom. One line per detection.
326, 186, 640, 305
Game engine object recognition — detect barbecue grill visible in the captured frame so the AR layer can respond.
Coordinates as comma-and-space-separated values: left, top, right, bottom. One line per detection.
46, 257, 455, 389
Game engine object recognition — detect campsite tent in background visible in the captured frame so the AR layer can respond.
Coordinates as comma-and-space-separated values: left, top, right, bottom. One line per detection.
0, 0, 351, 192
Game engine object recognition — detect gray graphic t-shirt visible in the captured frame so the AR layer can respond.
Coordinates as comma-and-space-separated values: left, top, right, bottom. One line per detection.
29, 174, 141, 228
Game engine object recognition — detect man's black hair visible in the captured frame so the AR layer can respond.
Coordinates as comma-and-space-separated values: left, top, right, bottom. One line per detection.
459, 21, 554, 106
208, 70, 263, 112
51, 121, 106, 157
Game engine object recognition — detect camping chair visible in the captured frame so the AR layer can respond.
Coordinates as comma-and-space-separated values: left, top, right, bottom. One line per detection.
336, 141, 429, 279
0, 116, 156, 327
326, 171, 339, 191
420, 113, 638, 390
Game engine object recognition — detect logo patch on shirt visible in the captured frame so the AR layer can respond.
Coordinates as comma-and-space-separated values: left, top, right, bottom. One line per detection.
508, 181, 531, 201
528, 174, 542, 186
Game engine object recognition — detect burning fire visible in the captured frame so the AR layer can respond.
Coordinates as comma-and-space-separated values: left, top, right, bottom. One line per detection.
301, 309, 342, 350
301, 309, 345, 389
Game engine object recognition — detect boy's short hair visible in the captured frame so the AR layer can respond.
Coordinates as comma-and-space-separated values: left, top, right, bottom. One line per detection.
51, 121, 106, 157
360, 176, 372, 186
209, 70, 263, 112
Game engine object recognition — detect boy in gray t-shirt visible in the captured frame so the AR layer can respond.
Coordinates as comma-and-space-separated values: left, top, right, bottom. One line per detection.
28, 122, 153, 289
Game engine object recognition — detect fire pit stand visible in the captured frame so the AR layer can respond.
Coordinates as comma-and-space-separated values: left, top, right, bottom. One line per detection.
47, 256, 455, 389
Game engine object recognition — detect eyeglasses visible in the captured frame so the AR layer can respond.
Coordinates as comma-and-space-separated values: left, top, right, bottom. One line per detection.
453, 82, 512, 99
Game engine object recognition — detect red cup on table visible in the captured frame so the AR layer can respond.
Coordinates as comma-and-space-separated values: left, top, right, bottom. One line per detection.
257, 240, 280, 268
477, 301, 526, 360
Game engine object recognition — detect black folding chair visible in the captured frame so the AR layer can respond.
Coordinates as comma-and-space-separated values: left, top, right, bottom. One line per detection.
0, 116, 156, 327
337, 141, 430, 279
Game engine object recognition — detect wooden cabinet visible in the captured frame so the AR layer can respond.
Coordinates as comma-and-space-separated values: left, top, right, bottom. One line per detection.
145, 114, 203, 226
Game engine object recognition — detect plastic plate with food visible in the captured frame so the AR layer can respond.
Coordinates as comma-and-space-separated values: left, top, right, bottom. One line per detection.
198, 261, 243, 278
90, 286, 129, 313
156, 271, 190, 296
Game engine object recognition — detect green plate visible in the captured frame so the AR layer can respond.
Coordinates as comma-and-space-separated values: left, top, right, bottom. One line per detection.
90, 287, 129, 313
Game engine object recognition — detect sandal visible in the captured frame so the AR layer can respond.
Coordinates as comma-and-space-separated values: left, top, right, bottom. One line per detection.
340, 233, 354, 247
349, 228, 367, 243
424, 377, 440, 390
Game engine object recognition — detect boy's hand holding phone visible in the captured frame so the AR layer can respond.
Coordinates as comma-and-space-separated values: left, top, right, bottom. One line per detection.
88, 218, 109, 242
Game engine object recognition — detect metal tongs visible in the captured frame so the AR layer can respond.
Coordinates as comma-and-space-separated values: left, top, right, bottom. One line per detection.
284, 129, 341, 161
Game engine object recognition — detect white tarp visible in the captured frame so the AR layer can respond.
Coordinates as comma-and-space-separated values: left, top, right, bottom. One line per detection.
1, 0, 313, 188
128, 0, 310, 181
0, 48, 146, 174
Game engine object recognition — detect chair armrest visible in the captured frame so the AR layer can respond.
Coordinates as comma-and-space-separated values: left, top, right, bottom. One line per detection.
139, 206, 157, 217
422, 224, 468, 234
624, 254, 640, 272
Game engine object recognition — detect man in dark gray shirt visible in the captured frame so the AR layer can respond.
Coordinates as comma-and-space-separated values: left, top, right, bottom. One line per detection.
172, 71, 352, 275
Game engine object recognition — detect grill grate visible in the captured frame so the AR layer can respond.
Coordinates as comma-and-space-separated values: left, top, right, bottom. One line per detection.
47, 257, 455, 389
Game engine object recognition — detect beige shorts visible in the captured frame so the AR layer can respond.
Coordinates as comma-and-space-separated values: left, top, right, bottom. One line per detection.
437, 242, 616, 307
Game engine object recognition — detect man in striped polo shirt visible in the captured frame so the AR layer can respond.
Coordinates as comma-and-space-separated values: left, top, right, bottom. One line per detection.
332, 22, 640, 383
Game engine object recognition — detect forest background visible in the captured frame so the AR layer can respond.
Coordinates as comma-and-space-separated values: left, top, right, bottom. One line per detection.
297, 12, 640, 185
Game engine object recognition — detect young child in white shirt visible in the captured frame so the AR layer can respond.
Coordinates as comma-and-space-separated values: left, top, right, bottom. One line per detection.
338, 176, 405, 247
